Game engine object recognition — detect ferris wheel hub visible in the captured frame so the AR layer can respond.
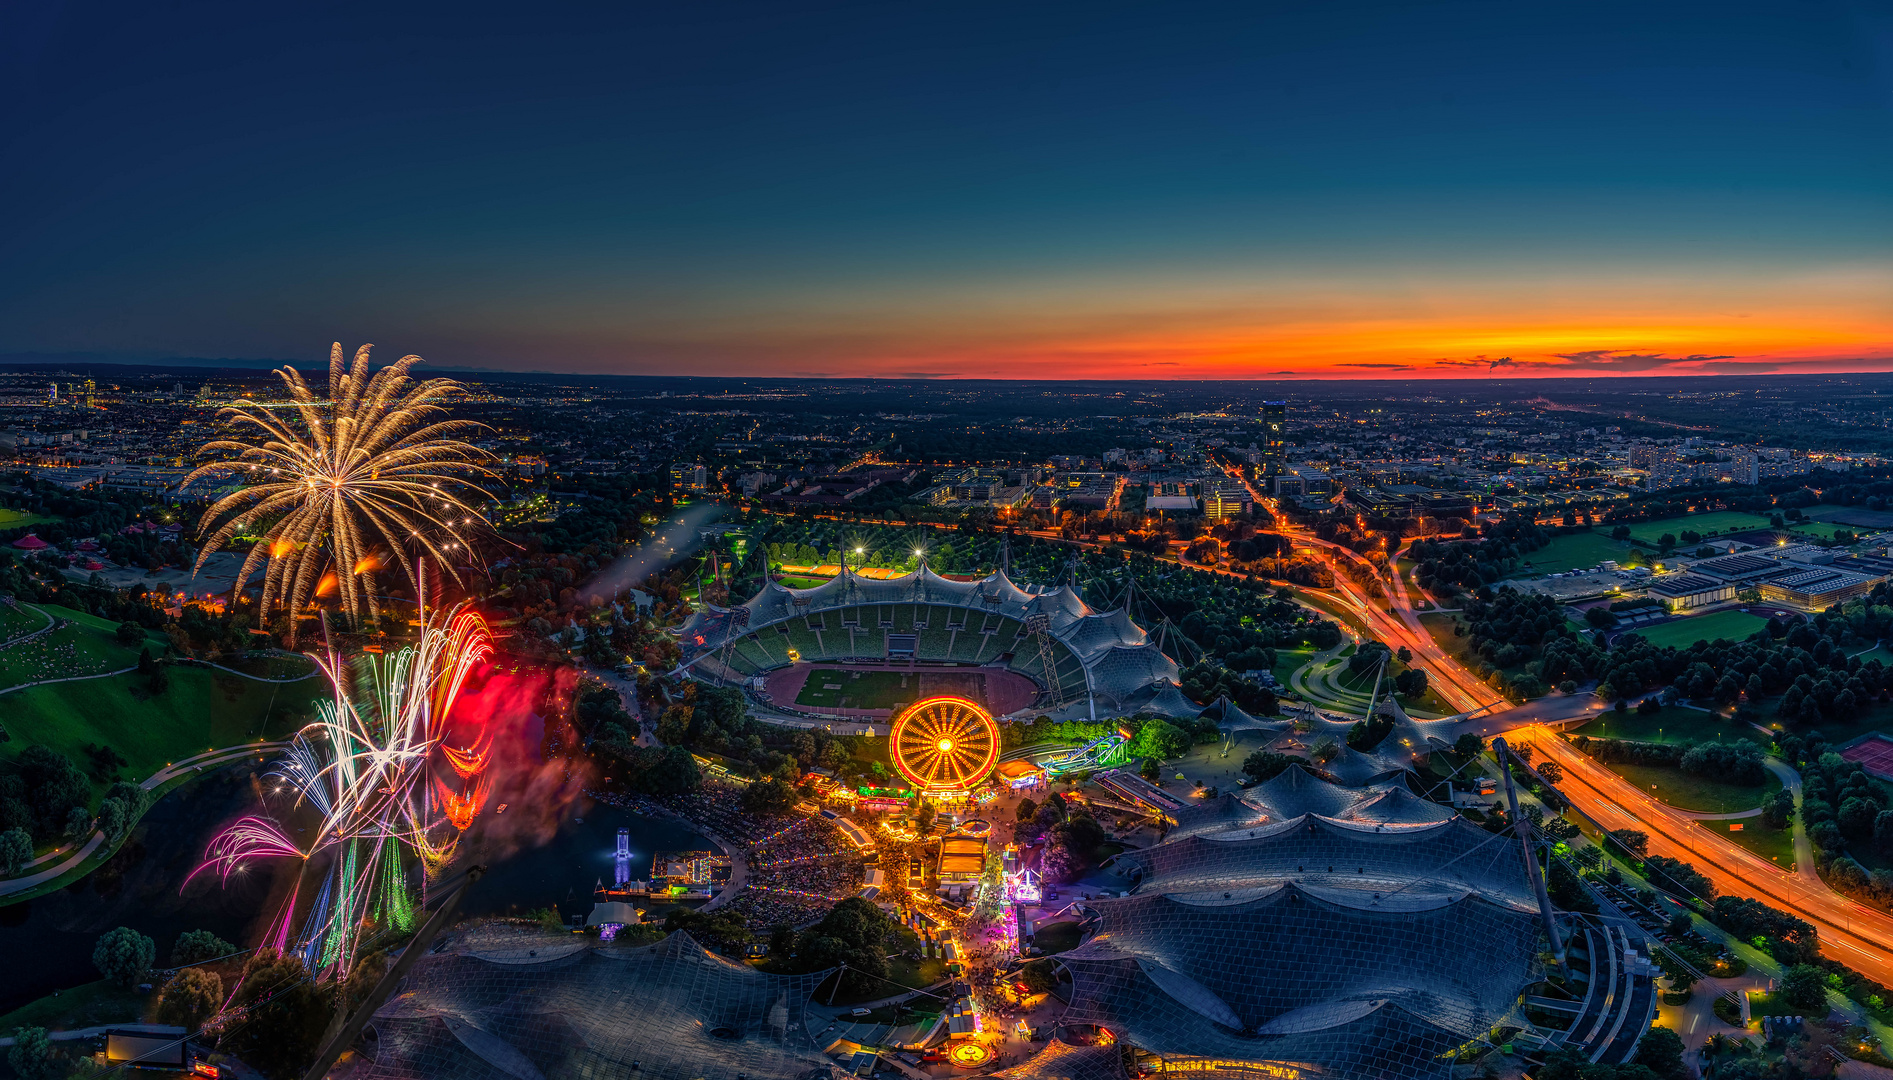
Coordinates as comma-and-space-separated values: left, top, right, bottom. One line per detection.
889, 696, 1000, 794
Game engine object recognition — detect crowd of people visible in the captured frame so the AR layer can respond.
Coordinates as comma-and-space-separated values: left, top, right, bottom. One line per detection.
594, 777, 867, 931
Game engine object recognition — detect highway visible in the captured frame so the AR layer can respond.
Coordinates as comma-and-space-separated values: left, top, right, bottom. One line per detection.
1517, 725, 1893, 987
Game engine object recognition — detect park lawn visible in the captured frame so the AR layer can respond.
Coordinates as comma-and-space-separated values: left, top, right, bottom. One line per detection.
1627, 609, 1769, 650
878, 954, 948, 995
1626, 512, 1776, 547
1784, 520, 1851, 540
0, 601, 48, 638
1571, 708, 1758, 746
1602, 762, 1781, 814
1033, 920, 1086, 954
1723, 817, 1797, 868
1854, 646, 1893, 667
1515, 531, 1631, 575
1418, 612, 1467, 661
1, 666, 313, 800
0, 978, 149, 1033
1270, 647, 1314, 688
219, 652, 320, 681
0, 507, 59, 529
0, 603, 168, 689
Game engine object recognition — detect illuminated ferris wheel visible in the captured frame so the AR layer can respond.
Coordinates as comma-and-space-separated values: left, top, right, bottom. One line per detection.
889, 696, 1001, 794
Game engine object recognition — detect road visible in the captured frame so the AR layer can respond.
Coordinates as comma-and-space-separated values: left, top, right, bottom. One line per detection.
1220, 471, 1505, 716
1517, 726, 1893, 987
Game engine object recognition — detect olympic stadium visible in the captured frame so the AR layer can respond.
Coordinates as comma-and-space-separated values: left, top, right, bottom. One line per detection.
676, 566, 1184, 723
985, 765, 1661, 1080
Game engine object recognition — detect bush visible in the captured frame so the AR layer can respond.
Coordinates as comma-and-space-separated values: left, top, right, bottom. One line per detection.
217, 951, 330, 1079
1643, 855, 1714, 903
157, 967, 224, 1029
1679, 740, 1767, 786
1241, 751, 1295, 783
5, 1026, 61, 1080
0, 827, 31, 877
1780, 964, 1831, 1013
172, 929, 237, 966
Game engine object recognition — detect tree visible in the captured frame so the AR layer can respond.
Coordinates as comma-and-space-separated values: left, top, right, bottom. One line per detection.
218, 950, 329, 1080
172, 929, 237, 966
157, 967, 224, 1030
1536, 760, 1564, 785
14, 746, 90, 842
1015, 797, 1038, 823
1126, 719, 1190, 761
92, 926, 155, 988
116, 620, 144, 646
783, 897, 894, 996
740, 777, 796, 817
0, 827, 31, 877
6, 1026, 61, 1080
1779, 964, 1830, 1013
1241, 751, 1295, 783
1637, 1026, 1687, 1080
1608, 829, 1649, 857
1016, 958, 1057, 996
1453, 733, 1483, 759
1140, 757, 1160, 781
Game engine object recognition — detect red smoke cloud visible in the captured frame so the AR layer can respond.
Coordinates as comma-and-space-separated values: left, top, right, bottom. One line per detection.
447, 662, 596, 860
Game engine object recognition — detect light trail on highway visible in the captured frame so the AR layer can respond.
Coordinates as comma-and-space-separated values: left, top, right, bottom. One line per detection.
1518, 726, 1893, 986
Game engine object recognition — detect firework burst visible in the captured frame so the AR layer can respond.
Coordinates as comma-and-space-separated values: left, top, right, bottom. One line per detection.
185, 342, 496, 637
187, 584, 495, 976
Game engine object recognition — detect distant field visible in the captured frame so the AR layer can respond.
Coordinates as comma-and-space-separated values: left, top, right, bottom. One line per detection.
1625, 609, 1768, 650
1725, 818, 1796, 867
1626, 512, 1774, 546
1804, 506, 1893, 528
1602, 762, 1781, 813
1516, 531, 1629, 575
1572, 708, 1760, 746
0, 508, 58, 529
1783, 520, 1851, 539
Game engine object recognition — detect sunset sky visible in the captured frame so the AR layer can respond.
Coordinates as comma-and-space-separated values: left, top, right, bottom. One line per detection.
1, 1, 1889, 379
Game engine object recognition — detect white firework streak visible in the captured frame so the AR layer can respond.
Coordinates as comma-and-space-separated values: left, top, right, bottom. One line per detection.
189, 580, 495, 976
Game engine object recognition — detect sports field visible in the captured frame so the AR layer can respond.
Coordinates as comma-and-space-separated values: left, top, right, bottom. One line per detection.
1515, 531, 1630, 574
1625, 609, 1768, 650
1625, 512, 1774, 547
783, 664, 1037, 714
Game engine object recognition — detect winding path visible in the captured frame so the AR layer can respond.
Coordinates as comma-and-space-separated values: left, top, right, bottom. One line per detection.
0, 741, 290, 898
0, 655, 319, 699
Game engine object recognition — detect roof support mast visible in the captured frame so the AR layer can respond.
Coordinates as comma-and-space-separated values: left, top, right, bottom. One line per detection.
1492, 736, 1566, 965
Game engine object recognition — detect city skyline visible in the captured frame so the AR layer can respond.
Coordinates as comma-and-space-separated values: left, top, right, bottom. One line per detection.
2, 0, 1889, 379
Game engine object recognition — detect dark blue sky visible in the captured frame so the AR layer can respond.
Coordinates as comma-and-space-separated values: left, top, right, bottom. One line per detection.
2, 1, 1889, 377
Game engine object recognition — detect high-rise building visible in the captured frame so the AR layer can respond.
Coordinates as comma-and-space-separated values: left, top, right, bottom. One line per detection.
1262, 401, 1286, 459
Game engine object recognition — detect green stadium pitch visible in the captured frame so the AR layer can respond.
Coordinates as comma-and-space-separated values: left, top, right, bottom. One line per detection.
794, 667, 991, 711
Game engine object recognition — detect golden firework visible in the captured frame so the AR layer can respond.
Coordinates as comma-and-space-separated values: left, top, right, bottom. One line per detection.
186, 343, 496, 636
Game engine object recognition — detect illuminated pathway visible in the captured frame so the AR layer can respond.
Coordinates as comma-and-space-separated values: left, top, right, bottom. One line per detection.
1516, 726, 1893, 986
